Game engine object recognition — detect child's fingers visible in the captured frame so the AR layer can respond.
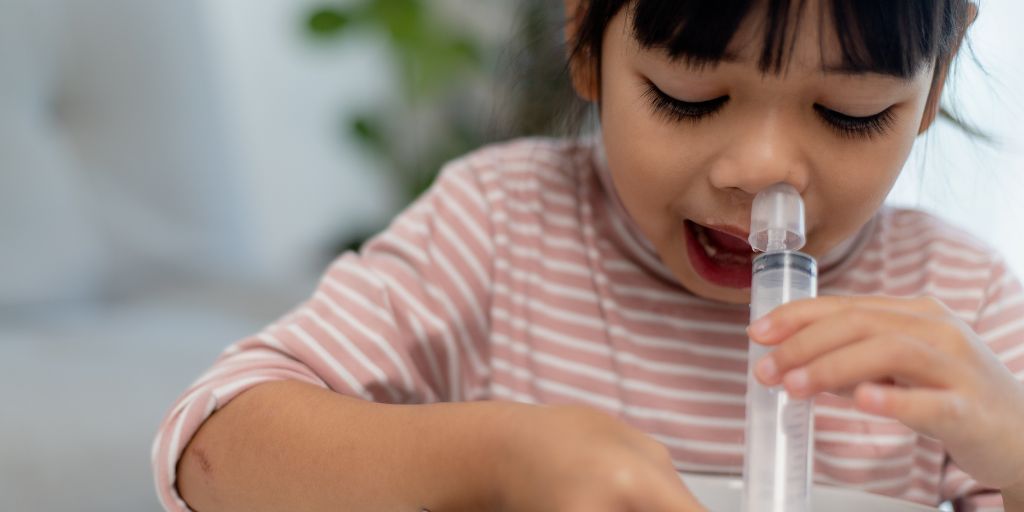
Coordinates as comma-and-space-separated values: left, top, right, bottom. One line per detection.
777, 335, 959, 399
853, 382, 968, 437
753, 311, 872, 385
755, 308, 959, 387
748, 295, 949, 345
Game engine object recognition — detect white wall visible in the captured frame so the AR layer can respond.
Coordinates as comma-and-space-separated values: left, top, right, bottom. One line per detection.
888, 0, 1024, 276
0, 0, 247, 301
200, 0, 403, 282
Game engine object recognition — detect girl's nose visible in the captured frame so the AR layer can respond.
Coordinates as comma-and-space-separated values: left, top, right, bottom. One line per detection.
707, 115, 810, 197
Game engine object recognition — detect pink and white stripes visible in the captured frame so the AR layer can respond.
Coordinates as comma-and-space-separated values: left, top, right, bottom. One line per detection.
153, 138, 1024, 512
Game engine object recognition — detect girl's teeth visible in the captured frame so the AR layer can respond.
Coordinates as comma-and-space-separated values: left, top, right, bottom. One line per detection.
696, 227, 719, 256
696, 225, 720, 257
695, 224, 750, 264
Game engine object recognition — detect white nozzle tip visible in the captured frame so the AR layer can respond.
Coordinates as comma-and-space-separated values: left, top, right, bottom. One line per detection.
748, 183, 806, 252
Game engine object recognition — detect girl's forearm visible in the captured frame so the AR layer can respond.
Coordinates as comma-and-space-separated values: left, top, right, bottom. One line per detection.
177, 380, 503, 512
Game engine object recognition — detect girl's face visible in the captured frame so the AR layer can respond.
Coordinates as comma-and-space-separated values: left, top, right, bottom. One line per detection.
585, 2, 942, 304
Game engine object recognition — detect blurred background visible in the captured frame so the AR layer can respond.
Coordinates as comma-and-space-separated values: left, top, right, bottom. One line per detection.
0, 0, 1021, 510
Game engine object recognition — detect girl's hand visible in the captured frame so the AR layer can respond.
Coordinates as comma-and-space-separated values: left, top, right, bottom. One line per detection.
748, 295, 1024, 492
491, 403, 706, 512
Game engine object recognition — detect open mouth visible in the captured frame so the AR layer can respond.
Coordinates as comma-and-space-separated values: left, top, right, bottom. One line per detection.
683, 219, 755, 289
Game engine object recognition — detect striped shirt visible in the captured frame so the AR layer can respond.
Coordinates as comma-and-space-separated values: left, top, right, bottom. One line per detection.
153, 137, 1024, 512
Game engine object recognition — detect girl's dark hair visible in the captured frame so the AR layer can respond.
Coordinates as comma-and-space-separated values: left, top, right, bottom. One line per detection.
571, 0, 971, 80
559, 0, 979, 137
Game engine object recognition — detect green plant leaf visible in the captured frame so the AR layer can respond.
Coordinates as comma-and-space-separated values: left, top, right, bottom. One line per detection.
400, 35, 484, 100
308, 8, 352, 37
349, 115, 388, 155
369, 0, 425, 44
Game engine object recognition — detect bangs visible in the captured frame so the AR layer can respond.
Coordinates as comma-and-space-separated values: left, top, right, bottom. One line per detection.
575, 0, 971, 78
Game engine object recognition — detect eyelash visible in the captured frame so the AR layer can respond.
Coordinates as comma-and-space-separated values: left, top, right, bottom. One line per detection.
813, 104, 896, 139
641, 80, 728, 124
642, 80, 896, 139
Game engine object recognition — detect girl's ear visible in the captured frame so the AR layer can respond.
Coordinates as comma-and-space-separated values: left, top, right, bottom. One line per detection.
919, 2, 979, 134
564, 0, 600, 103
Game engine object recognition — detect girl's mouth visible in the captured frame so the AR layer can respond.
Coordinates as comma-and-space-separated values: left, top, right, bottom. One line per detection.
683, 219, 755, 289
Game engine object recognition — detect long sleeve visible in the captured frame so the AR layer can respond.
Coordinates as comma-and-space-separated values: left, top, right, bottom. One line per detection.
151, 158, 495, 512
942, 256, 1024, 512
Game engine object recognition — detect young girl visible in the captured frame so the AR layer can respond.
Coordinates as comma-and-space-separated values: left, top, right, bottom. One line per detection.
154, 1, 1024, 510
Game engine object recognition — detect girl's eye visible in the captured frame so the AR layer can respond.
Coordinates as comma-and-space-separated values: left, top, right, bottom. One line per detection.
814, 104, 896, 139
642, 80, 729, 124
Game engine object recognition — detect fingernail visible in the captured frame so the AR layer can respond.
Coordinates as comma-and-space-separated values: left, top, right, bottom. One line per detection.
784, 368, 809, 395
748, 318, 772, 339
756, 357, 778, 383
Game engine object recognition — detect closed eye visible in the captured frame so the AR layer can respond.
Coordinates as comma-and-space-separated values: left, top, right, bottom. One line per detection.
642, 79, 729, 124
813, 104, 896, 139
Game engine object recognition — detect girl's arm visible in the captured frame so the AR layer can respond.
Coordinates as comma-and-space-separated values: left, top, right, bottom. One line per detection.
153, 156, 497, 511
178, 379, 706, 512
177, 380, 503, 511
